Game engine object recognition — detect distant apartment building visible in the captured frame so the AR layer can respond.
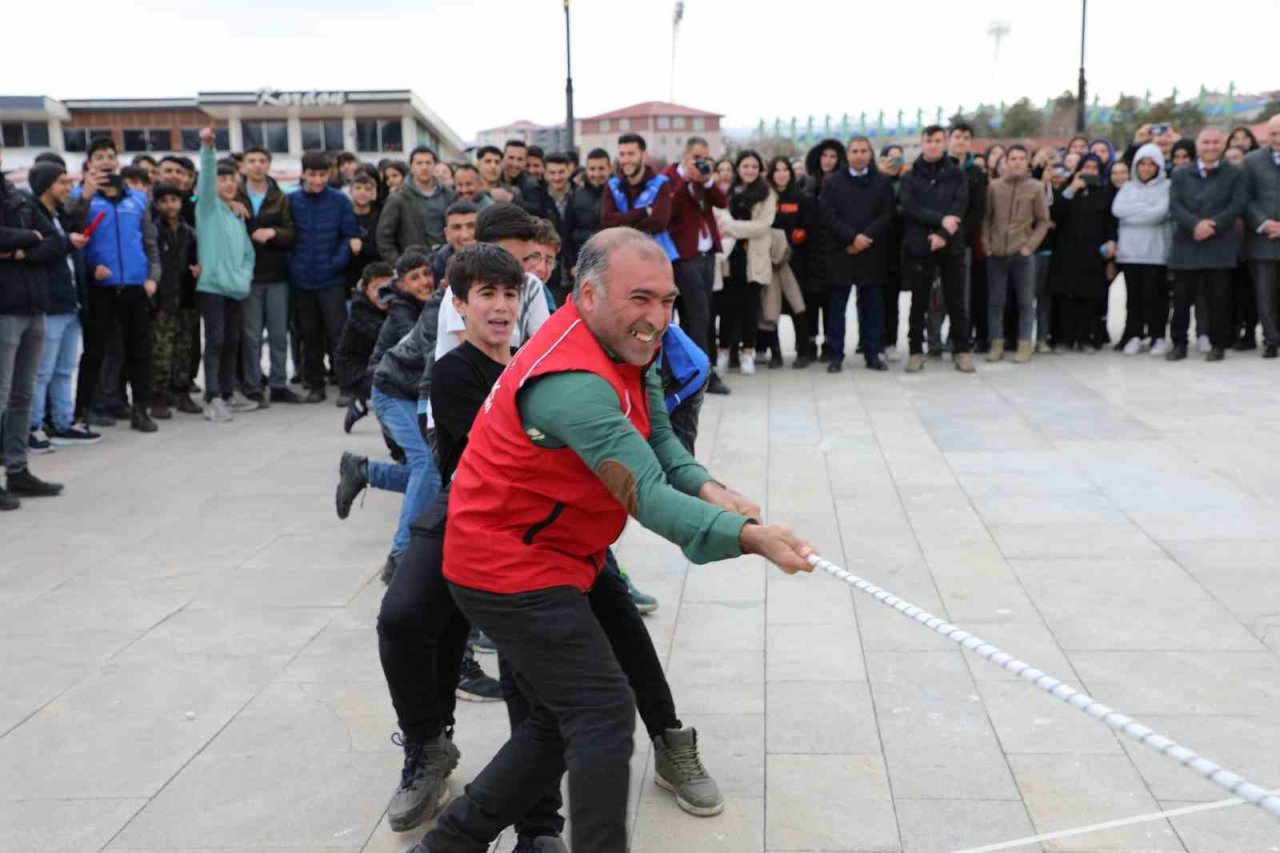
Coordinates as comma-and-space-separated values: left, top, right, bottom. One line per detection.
474, 119, 568, 153
575, 101, 723, 165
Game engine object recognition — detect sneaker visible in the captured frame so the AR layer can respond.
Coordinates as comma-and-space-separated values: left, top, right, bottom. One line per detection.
174, 393, 203, 415
865, 357, 888, 371
883, 344, 901, 363
470, 628, 498, 654
456, 656, 503, 702
791, 353, 813, 369
954, 352, 976, 373
6, 467, 63, 497
1013, 341, 1033, 364
1035, 340, 1053, 354
715, 350, 729, 374
0, 488, 18, 510
653, 727, 724, 817
706, 373, 730, 395
768, 351, 784, 369
336, 452, 368, 519
336, 391, 354, 408
270, 386, 304, 404
1265, 345, 1279, 359
386, 731, 460, 832
27, 428, 54, 455
203, 399, 234, 423
1149, 339, 1170, 357
130, 408, 159, 433
48, 424, 102, 446
229, 391, 260, 413
905, 353, 926, 373
343, 399, 368, 434
1207, 347, 1225, 362
1122, 337, 1143, 356
88, 409, 116, 427
304, 388, 326, 404
1166, 342, 1188, 362
513, 836, 569, 853
1196, 334, 1212, 353
620, 568, 658, 614
826, 359, 843, 374
739, 352, 755, 376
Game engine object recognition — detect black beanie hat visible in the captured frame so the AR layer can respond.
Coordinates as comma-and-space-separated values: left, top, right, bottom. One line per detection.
28, 162, 66, 198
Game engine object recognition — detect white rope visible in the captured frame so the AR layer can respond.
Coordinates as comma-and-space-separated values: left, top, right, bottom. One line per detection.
808, 553, 1280, 820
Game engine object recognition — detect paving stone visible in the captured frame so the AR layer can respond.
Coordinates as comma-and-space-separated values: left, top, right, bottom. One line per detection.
765, 754, 898, 851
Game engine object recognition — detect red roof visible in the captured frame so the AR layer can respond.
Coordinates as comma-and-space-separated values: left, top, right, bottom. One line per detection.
581, 101, 721, 121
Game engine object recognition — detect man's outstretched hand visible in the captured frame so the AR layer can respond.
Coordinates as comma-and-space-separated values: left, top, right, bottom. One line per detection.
739, 523, 815, 575
699, 480, 761, 522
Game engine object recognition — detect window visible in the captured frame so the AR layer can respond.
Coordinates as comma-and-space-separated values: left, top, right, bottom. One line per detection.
180, 128, 229, 151
416, 121, 439, 153
1, 121, 50, 148
63, 128, 113, 152
672, 116, 686, 130
692, 117, 706, 131
618, 118, 630, 131
241, 120, 289, 153
599, 119, 611, 132
355, 119, 404, 152
656, 117, 671, 130
301, 120, 344, 151
122, 128, 173, 152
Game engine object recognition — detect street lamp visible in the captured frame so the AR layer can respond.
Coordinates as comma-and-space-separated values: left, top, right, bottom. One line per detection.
564, 0, 575, 154
1076, 0, 1087, 133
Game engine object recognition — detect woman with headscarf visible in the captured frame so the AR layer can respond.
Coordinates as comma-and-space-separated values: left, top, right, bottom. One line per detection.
713, 150, 776, 375
795, 139, 846, 366
1049, 153, 1115, 350
1112, 143, 1172, 356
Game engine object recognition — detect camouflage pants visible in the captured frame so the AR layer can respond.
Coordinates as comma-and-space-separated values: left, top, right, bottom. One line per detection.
151, 307, 198, 396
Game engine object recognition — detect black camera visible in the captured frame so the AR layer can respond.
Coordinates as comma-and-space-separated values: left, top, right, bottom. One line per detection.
694, 157, 712, 176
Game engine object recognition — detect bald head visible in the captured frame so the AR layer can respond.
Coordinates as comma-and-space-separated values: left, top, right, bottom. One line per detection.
573, 227, 671, 300
573, 227, 676, 366
1196, 128, 1226, 166
1269, 116, 1280, 150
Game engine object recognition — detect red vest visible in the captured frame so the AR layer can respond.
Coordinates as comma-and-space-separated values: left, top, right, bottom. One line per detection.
444, 300, 652, 594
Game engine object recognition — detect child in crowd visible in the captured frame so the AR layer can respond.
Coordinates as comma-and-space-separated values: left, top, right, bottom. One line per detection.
150, 183, 202, 416
335, 261, 394, 433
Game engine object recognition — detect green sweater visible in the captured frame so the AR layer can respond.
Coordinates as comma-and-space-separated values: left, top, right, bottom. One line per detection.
518, 366, 748, 564
195, 145, 254, 300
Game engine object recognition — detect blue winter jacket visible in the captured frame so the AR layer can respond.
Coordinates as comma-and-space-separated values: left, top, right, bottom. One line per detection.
72, 183, 159, 287
287, 186, 356, 291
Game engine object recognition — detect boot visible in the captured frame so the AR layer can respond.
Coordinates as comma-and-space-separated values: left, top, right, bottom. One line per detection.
6, 467, 63, 497
386, 731, 460, 832
335, 452, 368, 519
986, 340, 1005, 362
150, 393, 172, 420
130, 407, 158, 433
654, 727, 724, 817
1013, 340, 1033, 364
905, 353, 926, 373
954, 352, 976, 373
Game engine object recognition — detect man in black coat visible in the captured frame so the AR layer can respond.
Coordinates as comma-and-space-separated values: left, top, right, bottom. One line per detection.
899, 125, 972, 373
819, 136, 896, 372
948, 123, 988, 350
564, 148, 611, 279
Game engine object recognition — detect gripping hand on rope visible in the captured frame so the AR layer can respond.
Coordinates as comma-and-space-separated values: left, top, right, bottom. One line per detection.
739, 523, 815, 575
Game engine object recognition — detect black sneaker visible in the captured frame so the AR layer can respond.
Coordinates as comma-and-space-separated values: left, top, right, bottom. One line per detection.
6, 468, 63, 497
865, 358, 889, 372
706, 373, 730, 395
107, 402, 132, 420
470, 628, 498, 654
88, 409, 116, 427
130, 409, 159, 433
336, 391, 354, 408
0, 488, 20, 510
343, 400, 368, 434
270, 386, 304, 404
48, 424, 102, 446
456, 656, 503, 702
792, 354, 813, 369
1265, 345, 1278, 359
1207, 347, 1225, 362
514, 836, 569, 853
336, 452, 368, 520
27, 428, 54, 455
826, 359, 843, 374
386, 731, 460, 832
1166, 343, 1188, 362
768, 352, 784, 369
304, 388, 326, 404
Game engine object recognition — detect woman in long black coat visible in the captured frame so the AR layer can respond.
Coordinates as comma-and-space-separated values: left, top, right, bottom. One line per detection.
1049, 153, 1116, 350
796, 139, 847, 366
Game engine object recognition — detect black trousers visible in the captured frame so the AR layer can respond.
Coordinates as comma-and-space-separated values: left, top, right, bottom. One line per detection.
377, 491, 471, 744
76, 286, 151, 419
1232, 262, 1257, 340
502, 550, 680, 841
906, 253, 969, 355
293, 286, 346, 391
721, 280, 760, 352
1052, 294, 1104, 348
427, 581, 636, 853
198, 293, 243, 402
1171, 268, 1232, 349
970, 255, 989, 347
673, 254, 717, 360
1120, 264, 1169, 343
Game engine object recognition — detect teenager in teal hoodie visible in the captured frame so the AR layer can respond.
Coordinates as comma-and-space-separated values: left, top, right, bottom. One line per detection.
194, 127, 255, 419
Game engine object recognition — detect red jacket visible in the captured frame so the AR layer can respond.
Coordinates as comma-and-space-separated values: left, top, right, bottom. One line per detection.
600, 165, 672, 235
662, 163, 727, 259
443, 299, 652, 595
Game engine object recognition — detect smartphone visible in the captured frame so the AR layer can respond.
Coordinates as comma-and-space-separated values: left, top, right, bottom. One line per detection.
889, 155, 904, 169
1081, 173, 1100, 187
1151, 123, 1170, 137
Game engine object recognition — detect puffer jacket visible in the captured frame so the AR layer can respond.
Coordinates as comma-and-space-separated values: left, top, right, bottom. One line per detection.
1111, 143, 1173, 265
373, 287, 444, 401
334, 288, 386, 395
288, 186, 356, 290
0, 182, 60, 315
368, 280, 423, 381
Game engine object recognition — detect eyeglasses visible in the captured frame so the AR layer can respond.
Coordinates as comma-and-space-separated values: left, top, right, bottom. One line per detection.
524, 252, 556, 266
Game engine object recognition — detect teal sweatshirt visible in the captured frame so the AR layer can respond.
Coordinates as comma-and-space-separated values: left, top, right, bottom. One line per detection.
195, 145, 254, 299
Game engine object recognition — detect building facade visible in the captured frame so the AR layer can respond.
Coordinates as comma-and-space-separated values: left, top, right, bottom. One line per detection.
474, 119, 569, 154
575, 101, 723, 165
0, 89, 465, 177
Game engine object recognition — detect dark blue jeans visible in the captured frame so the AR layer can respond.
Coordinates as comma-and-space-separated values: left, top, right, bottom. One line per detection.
828, 284, 885, 363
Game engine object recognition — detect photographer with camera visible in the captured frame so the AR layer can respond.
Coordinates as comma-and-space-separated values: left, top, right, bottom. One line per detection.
662, 137, 730, 395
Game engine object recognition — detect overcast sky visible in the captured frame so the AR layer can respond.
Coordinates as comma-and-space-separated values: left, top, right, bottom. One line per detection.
7, 0, 1278, 140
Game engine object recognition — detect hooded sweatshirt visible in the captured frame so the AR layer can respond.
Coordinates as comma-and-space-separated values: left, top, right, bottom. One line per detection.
195, 145, 255, 299
1111, 143, 1172, 266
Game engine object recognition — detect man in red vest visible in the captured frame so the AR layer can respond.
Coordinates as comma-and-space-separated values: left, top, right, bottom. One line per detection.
417, 227, 814, 853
